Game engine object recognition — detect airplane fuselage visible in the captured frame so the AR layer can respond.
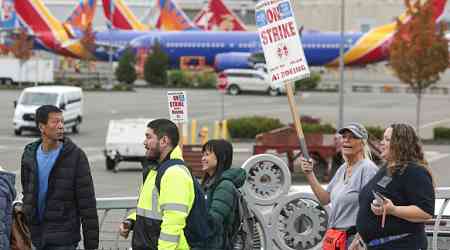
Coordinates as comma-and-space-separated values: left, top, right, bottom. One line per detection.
92, 29, 389, 69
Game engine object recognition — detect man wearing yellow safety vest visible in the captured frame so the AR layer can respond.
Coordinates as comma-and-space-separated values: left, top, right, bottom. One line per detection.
119, 118, 208, 249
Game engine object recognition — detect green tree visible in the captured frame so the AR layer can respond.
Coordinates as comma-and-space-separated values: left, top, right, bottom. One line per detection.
115, 48, 137, 84
389, 0, 449, 134
143, 40, 169, 86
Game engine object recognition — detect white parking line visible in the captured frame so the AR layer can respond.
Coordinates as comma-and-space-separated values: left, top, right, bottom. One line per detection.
0, 136, 37, 142
88, 154, 105, 163
421, 117, 450, 129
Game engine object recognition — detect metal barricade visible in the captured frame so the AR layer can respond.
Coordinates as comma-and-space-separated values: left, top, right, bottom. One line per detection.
432, 187, 450, 250
93, 188, 450, 250
96, 197, 137, 249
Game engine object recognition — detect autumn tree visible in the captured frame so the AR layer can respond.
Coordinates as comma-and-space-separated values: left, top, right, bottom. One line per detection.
80, 23, 96, 73
10, 29, 33, 87
389, 0, 449, 133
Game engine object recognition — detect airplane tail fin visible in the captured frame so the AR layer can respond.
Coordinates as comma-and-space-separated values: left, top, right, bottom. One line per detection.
326, 0, 448, 66
63, 0, 97, 37
193, 0, 247, 31
64, 0, 97, 30
101, 0, 147, 31
14, 0, 92, 58
0, 0, 19, 30
154, 0, 199, 31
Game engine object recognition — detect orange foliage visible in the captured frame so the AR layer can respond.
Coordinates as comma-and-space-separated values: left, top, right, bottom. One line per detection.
390, 0, 449, 93
10, 29, 33, 61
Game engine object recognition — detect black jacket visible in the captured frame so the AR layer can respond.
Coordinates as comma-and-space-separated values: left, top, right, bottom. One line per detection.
21, 137, 99, 249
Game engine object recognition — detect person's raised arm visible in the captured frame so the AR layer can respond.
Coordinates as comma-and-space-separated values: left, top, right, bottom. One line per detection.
295, 157, 330, 205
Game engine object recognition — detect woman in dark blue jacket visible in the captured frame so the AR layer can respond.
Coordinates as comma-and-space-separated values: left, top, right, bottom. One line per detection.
0, 165, 17, 250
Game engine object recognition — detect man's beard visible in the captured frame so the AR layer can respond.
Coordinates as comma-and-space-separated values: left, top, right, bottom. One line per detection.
146, 144, 161, 161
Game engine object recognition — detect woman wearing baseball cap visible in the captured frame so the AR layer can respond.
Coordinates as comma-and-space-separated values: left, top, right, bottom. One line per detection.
297, 122, 378, 250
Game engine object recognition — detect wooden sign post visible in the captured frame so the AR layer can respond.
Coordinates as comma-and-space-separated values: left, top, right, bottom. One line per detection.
256, 0, 311, 158
284, 81, 310, 159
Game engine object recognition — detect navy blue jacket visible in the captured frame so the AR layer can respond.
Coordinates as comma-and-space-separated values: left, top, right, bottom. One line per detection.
0, 168, 16, 250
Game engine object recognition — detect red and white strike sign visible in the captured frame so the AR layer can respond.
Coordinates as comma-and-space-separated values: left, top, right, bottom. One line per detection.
167, 91, 188, 123
255, 0, 310, 84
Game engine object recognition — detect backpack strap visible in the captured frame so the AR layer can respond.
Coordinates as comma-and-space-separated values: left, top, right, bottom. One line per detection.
155, 159, 186, 192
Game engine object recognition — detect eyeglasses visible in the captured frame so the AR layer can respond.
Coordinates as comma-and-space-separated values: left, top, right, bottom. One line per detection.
341, 133, 358, 140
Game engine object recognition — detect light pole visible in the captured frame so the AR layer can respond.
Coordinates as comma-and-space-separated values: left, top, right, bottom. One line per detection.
108, 29, 113, 87
338, 0, 345, 129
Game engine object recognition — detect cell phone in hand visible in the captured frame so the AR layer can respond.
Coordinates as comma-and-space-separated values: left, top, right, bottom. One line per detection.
372, 191, 385, 206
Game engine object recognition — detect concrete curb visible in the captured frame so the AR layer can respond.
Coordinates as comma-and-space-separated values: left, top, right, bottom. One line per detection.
351, 84, 449, 95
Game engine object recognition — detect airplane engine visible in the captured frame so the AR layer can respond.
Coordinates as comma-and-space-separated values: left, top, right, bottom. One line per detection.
214, 52, 253, 71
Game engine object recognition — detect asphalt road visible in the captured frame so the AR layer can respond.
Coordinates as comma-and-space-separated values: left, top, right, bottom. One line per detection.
2, 88, 450, 249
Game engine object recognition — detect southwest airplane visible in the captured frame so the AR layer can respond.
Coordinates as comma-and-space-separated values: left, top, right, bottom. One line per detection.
102, 0, 198, 31
103, 0, 247, 31
193, 0, 247, 31
14, 0, 448, 71
13, 0, 98, 59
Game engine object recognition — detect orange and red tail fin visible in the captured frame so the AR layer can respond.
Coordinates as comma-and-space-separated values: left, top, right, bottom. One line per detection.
154, 0, 199, 31
64, 0, 97, 30
194, 0, 247, 31
102, 0, 148, 31
14, 0, 93, 59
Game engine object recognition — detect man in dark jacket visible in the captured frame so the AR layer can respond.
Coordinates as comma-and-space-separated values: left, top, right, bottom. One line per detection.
0, 165, 16, 250
20, 105, 99, 250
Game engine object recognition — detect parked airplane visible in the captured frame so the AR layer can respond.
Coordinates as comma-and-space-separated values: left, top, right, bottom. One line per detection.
15, 0, 448, 71
193, 0, 247, 31
13, 0, 100, 59
102, 0, 198, 31
102, 0, 246, 31
102, 0, 148, 31
63, 0, 97, 35
120, 0, 448, 70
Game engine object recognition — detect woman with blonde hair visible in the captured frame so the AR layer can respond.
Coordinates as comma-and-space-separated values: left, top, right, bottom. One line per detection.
298, 122, 378, 250
356, 123, 435, 250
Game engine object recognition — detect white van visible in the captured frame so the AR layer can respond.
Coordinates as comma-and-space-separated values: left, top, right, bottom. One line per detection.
13, 86, 83, 135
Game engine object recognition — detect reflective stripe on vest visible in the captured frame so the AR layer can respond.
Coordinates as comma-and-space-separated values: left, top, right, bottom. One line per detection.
159, 232, 180, 243
160, 203, 189, 213
136, 207, 162, 220
136, 188, 162, 220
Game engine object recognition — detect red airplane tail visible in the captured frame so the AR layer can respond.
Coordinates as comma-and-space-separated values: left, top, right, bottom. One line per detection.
101, 0, 148, 31
193, 0, 247, 31
14, 0, 94, 59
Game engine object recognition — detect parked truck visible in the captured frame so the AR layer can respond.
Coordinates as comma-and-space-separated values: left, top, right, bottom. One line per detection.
104, 118, 152, 172
0, 58, 54, 84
